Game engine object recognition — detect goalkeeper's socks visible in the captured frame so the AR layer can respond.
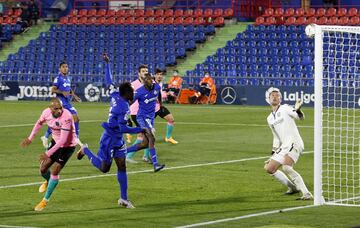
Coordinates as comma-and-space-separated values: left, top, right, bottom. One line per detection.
83, 147, 102, 170
117, 170, 128, 200
44, 175, 59, 201
272, 170, 296, 190
41, 170, 50, 181
283, 165, 310, 194
166, 121, 174, 139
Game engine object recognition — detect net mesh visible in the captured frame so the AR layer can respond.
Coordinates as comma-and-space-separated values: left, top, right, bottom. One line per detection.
322, 29, 360, 205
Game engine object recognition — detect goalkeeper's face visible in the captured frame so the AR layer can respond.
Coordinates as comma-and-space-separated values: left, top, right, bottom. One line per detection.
269, 91, 281, 106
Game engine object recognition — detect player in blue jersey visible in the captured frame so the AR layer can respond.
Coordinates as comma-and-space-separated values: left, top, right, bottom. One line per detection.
76, 54, 156, 208
126, 73, 166, 171
41, 62, 82, 147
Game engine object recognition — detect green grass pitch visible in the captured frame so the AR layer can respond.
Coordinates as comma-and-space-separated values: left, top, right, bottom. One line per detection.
0, 101, 359, 227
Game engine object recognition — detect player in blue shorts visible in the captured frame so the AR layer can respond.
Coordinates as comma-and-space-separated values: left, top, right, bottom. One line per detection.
126, 73, 165, 171
76, 54, 156, 208
41, 62, 82, 147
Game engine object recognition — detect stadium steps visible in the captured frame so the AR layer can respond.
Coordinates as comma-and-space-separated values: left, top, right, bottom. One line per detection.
173, 22, 251, 77
0, 22, 54, 61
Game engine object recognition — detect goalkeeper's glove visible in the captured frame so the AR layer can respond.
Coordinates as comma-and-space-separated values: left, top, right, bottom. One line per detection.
295, 99, 303, 111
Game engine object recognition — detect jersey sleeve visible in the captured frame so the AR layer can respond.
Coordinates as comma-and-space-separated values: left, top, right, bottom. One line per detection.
28, 110, 47, 141
53, 76, 60, 88
285, 104, 300, 120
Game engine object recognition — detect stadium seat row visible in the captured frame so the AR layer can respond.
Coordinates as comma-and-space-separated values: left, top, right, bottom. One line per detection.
261, 7, 358, 18
256, 15, 360, 25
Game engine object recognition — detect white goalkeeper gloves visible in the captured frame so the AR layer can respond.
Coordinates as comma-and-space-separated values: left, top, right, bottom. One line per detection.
295, 99, 303, 111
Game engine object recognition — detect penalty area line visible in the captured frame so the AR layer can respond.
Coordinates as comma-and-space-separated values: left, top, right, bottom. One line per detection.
0, 151, 313, 190
174, 204, 317, 228
0, 225, 39, 228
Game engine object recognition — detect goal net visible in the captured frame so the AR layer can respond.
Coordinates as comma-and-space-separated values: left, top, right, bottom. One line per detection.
311, 25, 360, 206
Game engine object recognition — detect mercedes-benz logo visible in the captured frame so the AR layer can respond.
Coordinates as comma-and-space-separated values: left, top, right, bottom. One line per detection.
221, 87, 236, 104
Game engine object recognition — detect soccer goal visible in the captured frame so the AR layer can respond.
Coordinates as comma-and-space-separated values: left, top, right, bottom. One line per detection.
308, 24, 360, 206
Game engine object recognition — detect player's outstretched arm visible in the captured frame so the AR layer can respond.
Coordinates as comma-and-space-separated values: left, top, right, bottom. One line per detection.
20, 138, 32, 148
295, 100, 305, 120
103, 53, 114, 88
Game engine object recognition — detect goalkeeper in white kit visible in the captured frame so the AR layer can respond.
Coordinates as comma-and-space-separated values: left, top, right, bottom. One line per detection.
264, 87, 313, 200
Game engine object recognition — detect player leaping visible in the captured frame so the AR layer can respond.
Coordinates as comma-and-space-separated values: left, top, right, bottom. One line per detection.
264, 87, 313, 200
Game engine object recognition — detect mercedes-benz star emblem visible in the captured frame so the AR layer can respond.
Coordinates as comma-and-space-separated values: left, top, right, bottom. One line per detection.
221, 87, 236, 104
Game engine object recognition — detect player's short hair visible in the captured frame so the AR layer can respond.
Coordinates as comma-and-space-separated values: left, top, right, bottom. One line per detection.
155, 68, 163, 74
50, 97, 63, 106
265, 87, 282, 104
138, 64, 148, 72
59, 61, 67, 67
119, 82, 133, 97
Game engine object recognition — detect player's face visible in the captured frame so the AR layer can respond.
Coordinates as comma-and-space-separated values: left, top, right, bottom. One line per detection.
60, 64, 69, 75
50, 102, 63, 118
155, 73, 163, 82
144, 75, 153, 87
269, 91, 281, 106
138, 68, 148, 80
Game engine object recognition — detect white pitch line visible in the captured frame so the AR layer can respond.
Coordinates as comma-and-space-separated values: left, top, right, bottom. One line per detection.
175, 204, 317, 228
0, 151, 313, 190
0, 121, 314, 129
0, 225, 38, 228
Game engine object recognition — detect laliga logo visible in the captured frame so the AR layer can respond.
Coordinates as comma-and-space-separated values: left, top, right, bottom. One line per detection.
283, 91, 315, 104
221, 87, 236, 104
84, 84, 100, 102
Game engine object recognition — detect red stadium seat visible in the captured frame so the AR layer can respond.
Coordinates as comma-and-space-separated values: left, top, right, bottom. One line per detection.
295, 8, 305, 17
174, 16, 184, 25
317, 16, 328, 25
5, 9, 13, 17
79, 16, 88, 24
59, 16, 69, 24
125, 16, 135, 24
154, 17, 165, 25
295, 16, 306, 25
164, 17, 174, 24
184, 9, 194, 17
97, 9, 106, 17
184, 17, 194, 25
135, 16, 145, 24
194, 17, 205, 25
106, 17, 116, 25
307, 16, 317, 24
115, 17, 125, 24
88, 9, 97, 17
106, 9, 116, 17
285, 16, 296, 25
69, 17, 79, 24
13, 9, 22, 17
145, 9, 155, 17
144, 17, 155, 24
164, 9, 174, 17
264, 8, 274, 17
284, 8, 295, 17
327, 16, 338, 25
274, 8, 284, 17
337, 8, 347, 17
135, 9, 145, 17
264, 16, 276, 25
116, 9, 126, 17
224, 8, 234, 18
86, 17, 96, 24
347, 8, 358, 17
69, 9, 78, 17
174, 9, 183, 18
213, 17, 224, 26
154, 9, 164, 18
305, 8, 315, 17
316, 8, 326, 17
326, 8, 337, 17
79, 9, 87, 17
126, 9, 135, 17
96, 17, 106, 25
194, 9, 203, 17
204, 8, 213, 18
213, 8, 223, 18
338, 16, 349, 25
349, 16, 359, 25
255, 16, 265, 25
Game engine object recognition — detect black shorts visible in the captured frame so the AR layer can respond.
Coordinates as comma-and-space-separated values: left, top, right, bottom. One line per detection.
131, 115, 140, 127
155, 106, 171, 119
48, 140, 75, 166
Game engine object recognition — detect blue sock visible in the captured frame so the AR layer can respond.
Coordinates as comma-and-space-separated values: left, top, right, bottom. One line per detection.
117, 170, 128, 200
149, 148, 158, 166
44, 178, 59, 201
84, 147, 102, 170
75, 122, 80, 137
41, 171, 50, 181
166, 123, 174, 138
45, 127, 52, 138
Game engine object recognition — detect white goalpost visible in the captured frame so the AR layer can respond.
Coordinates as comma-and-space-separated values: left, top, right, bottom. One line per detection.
308, 24, 360, 206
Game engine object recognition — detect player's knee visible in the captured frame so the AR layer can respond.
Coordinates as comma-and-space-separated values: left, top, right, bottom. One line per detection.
282, 165, 293, 174
40, 167, 48, 175
264, 164, 277, 174
100, 164, 111, 173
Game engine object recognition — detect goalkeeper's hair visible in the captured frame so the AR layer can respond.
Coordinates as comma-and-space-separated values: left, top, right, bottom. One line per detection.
119, 82, 133, 97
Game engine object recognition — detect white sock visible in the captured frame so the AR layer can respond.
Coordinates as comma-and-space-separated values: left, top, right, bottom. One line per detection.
283, 165, 310, 195
272, 170, 297, 190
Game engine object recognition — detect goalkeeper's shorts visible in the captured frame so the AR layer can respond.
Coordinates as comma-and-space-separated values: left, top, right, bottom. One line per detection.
271, 143, 303, 164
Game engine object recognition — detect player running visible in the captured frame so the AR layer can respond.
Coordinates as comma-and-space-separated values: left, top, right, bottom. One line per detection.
20, 98, 77, 211
41, 62, 82, 148
264, 87, 313, 200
